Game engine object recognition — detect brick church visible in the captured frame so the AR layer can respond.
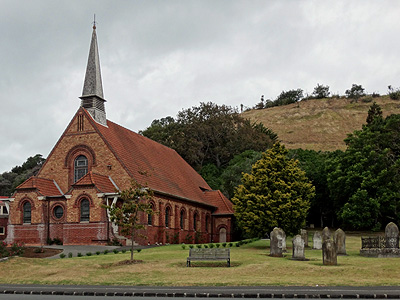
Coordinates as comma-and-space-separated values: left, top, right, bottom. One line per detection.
7, 25, 234, 246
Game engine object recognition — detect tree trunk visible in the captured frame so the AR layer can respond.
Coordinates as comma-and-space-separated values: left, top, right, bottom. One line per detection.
130, 227, 134, 261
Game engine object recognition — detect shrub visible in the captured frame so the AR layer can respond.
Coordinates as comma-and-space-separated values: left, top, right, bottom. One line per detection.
54, 238, 63, 245
228, 242, 233, 247
222, 242, 227, 248
34, 247, 44, 253
86, 252, 92, 256
196, 244, 202, 249
68, 252, 73, 258
388, 85, 400, 100
96, 251, 100, 255
77, 253, 82, 257
0, 241, 9, 258
372, 92, 380, 98
122, 249, 127, 253
10, 242, 25, 256
113, 249, 119, 254
362, 96, 373, 103
103, 250, 109, 254
208, 243, 215, 248
60, 253, 66, 259
215, 243, 221, 248
235, 242, 240, 247
137, 249, 142, 253
181, 245, 186, 250
189, 245, 194, 249
345, 84, 365, 101
204, 244, 209, 248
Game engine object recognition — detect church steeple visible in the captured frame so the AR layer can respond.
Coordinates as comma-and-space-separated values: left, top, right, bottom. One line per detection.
80, 20, 107, 126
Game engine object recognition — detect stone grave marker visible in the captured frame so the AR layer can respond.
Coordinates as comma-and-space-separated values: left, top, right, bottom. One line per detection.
322, 238, 337, 265
334, 228, 347, 255
313, 231, 322, 250
385, 222, 399, 248
322, 226, 331, 244
300, 229, 308, 247
292, 235, 307, 260
270, 227, 284, 257
281, 229, 287, 252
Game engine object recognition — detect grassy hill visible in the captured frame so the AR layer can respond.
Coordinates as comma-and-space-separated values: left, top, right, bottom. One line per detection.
242, 96, 400, 152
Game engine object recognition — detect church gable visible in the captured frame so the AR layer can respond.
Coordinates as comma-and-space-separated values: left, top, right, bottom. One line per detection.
37, 108, 131, 194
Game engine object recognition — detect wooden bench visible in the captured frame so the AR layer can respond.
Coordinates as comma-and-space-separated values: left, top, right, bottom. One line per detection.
187, 248, 230, 267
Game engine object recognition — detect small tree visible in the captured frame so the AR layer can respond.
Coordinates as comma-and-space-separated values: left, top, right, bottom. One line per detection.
105, 180, 154, 261
345, 84, 365, 101
312, 84, 330, 99
232, 143, 315, 237
388, 85, 400, 100
275, 89, 303, 106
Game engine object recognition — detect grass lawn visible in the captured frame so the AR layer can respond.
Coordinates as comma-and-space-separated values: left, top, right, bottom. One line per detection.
1, 233, 399, 286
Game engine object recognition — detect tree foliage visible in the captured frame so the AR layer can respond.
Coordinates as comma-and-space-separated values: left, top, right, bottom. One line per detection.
312, 84, 330, 99
327, 104, 400, 230
345, 84, 365, 100
141, 102, 277, 171
0, 154, 45, 196
232, 143, 314, 237
105, 180, 154, 261
275, 89, 303, 106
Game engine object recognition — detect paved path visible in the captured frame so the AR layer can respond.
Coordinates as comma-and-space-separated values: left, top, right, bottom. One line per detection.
44, 244, 155, 259
0, 284, 400, 298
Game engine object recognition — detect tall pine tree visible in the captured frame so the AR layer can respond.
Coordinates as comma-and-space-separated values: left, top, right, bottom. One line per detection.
232, 143, 314, 237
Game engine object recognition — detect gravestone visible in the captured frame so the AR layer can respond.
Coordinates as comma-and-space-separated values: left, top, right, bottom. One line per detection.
292, 235, 307, 260
334, 228, 347, 255
322, 238, 337, 265
300, 229, 308, 247
281, 229, 287, 252
270, 227, 284, 257
322, 227, 331, 244
385, 222, 399, 248
313, 231, 322, 250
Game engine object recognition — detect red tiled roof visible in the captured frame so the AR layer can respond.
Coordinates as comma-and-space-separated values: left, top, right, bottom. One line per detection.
204, 190, 234, 215
73, 172, 117, 193
16, 177, 62, 197
85, 109, 217, 208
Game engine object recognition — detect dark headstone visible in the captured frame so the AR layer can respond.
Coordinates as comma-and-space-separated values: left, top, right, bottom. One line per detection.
322, 227, 331, 244
300, 229, 308, 247
334, 228, 347, 255
322, 239, 337, 265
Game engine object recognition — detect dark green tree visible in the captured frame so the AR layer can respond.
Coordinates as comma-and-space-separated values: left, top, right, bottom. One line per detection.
288, 149, 338, 228
232, 143, 314, 237
275, 89, 303, 106
327, 108, 400, 230
0, 154, 45, 196
345, 84, 365, 101
141, 102, 277, 171
366, 101, 383, 125
104, 180, 154, 261
312, 84, 330, 99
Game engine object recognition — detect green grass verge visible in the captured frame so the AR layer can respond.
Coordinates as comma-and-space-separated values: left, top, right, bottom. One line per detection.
0, 233, 399, 286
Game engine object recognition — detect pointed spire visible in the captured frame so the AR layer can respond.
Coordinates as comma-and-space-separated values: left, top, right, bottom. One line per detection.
80, 19, 107, 126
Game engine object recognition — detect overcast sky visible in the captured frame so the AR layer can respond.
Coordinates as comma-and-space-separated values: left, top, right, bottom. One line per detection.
1, 0, 400, 173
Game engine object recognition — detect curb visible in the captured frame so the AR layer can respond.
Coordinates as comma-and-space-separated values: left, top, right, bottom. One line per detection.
0, 290, 398, 298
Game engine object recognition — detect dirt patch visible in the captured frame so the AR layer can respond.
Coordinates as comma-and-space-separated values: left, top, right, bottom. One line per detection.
102, 259, 144, 268
21, 247, 63, 258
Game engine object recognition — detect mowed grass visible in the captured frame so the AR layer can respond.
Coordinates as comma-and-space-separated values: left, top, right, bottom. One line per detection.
1, 233, 400, 286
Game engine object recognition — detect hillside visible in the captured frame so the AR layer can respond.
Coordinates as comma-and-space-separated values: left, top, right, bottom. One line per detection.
242, 96, 400, 152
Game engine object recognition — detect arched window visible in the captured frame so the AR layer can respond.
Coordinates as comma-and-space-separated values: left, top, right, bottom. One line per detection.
23, 202, 31, 224
148, 203, 154, 226
205, 215, 210, 233
193, 213, 198, 231
165, 206, 171, 228
74, 155, 88, 182
180, 210, 184, 229
80, 199, 90, 222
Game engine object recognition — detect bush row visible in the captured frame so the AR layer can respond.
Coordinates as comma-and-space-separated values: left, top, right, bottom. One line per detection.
181, 238, 260, 250
60, 248, 142, 259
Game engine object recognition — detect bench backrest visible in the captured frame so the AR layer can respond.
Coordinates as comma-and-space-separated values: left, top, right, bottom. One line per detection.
189, 248, 230, 258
